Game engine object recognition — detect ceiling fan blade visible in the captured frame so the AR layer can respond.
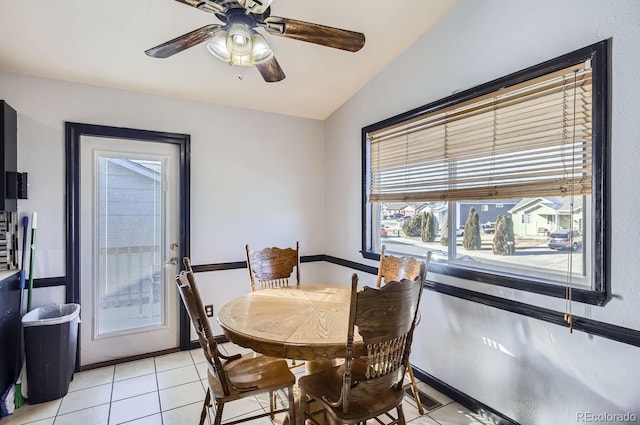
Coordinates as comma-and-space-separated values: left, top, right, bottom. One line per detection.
256, 56, 286, 82
263, 17, 365, 52
173, 0, 224, 13
145, 24, 222, 58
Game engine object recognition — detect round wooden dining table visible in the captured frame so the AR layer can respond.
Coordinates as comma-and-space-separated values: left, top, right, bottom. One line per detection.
217, 284, 360, 367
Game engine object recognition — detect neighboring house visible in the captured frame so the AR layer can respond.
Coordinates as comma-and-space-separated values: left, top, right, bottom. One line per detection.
456, 200, 519, 230
509, 197, 584, 236
416, 202, 448, 230
383, 203, 416, 218
403, 200, 518, 233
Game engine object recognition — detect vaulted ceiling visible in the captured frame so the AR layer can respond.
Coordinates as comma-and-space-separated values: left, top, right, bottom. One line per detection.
0, 0, 458, 120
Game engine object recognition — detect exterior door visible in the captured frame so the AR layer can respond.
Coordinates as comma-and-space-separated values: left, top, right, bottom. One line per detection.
78, 135, 181, 366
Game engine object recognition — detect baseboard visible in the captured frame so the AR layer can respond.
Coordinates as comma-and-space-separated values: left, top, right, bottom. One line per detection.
79, 347, 181, 371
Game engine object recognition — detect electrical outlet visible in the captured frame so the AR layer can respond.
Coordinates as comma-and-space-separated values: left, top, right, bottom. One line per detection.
205, 304, 214, 317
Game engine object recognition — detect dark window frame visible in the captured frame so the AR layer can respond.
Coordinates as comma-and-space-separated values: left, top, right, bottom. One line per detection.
361, 40, 610, 306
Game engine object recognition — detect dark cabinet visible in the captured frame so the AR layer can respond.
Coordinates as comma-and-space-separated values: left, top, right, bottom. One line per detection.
1, 100, 18, 211
0, 272, 21, 400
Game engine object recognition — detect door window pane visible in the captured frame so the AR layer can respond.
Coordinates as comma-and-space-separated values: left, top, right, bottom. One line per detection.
97, 157, 164, 335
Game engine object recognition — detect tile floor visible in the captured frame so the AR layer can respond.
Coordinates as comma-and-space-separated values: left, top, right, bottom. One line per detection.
2, 343, 487, 425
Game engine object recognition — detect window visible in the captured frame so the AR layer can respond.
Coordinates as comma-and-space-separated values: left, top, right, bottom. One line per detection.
362, 40, 608, 305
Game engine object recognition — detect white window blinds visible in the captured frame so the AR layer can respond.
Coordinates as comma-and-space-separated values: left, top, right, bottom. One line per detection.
367, 62, 593, 203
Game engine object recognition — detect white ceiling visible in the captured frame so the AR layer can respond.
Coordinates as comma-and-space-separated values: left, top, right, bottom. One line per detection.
0, 0, 457, 120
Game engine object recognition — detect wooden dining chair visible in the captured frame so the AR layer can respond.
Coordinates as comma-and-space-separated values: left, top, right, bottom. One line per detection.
376, 245, 432, 415
245, 241, 300, 292
297, 266, 426, 425
175, 262, 296, 425
245, 242, 304, 369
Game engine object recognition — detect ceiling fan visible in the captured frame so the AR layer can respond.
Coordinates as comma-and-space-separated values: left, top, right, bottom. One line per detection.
145, 0, 366, 82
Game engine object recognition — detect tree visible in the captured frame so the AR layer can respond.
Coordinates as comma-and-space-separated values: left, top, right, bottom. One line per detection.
402, 214, 422, 237
421, 211, 438, 242
492, 215, 516, 255
462, 208, 482, 250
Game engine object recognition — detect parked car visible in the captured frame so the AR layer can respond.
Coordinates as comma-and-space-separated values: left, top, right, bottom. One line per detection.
380, 226, 388, 238
548, 230, 582, 250
481, 223, 495, 234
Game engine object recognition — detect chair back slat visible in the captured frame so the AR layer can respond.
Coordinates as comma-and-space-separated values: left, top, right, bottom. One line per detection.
245, 242, 300, 292
376, 245, 427, 288
175, 270, 232, 395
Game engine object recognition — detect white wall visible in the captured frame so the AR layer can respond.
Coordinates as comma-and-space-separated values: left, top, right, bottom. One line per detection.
0, 71, 326, 317
324, 1, 640, 424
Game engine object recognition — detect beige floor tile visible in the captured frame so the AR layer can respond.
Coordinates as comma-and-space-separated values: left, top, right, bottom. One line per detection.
58, 384, 111, 415
114, 358, 156, 382
108, 392, 160, 425
406, 414, 441, 425
121, 413, 163, 425
195, 361, 209, 380
218, 396, 265, 421
156, 365, 199, 390
189, 348, 206, 364
1, 399, 61, 425
402, 397, 423, 421
158, 381, 205, 412
111, 374, 158, 401
427, 402, 480, 425
19, 419, 55, 425
53, 404, 109, 425
154, 352, 193, 373
67, 367, 114, 392
162, 401, 205, 425
3, 349, 470, 425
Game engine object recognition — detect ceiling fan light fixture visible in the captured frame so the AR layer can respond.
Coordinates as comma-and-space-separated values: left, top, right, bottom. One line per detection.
206, 30, 231, 62
229, 53, 253, 66
226, 23, 253, 56
250, 33, 273, 64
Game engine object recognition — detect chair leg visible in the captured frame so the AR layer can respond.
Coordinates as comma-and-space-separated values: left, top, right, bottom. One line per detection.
297, 390, 307, 425
397, 403, 406, 425
406, 365, 424, 415
287, 385, 296, 425
270, 390, 276, 420
213, 401, 225, 425
201, 388, 211, 425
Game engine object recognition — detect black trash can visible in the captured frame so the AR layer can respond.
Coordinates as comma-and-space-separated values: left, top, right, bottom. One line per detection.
22, 303, 80, 403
